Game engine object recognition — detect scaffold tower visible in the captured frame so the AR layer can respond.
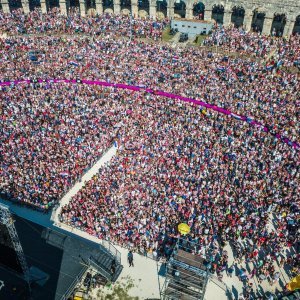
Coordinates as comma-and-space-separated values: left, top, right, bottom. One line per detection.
161, 237, 209, 300
0, 204, 31, 287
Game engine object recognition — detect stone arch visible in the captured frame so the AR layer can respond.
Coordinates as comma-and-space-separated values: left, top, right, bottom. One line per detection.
193, 1, 204, 20
251, 8, 266, 33
8, 0, 22, 11
271, 13, 286, 37
103, 0, 114, 12
120, 0, 131, 14
231, 5, 245, 28
138, 0, 149, 16
212, 4, 224, 24
156, 0, 167, 19
293, 15, 300, 34
174, 0, 186, 18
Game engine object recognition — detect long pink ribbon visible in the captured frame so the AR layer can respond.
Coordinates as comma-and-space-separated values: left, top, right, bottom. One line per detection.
1, 78, 299, 150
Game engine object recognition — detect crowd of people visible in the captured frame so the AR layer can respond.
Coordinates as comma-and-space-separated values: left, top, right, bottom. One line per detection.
0, 83, 117, 209
1, 34, 299, 141
203, 26, 279, 58
0, 9, 299, 298
0, 7, 167, 40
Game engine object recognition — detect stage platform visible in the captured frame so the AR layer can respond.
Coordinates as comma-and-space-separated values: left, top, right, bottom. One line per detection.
174, 249, 206, 271
0, 214, 121, 300
0, 215, 86, 300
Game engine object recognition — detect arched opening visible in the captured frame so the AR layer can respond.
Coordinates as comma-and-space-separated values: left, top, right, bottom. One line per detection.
8, 0, 22, 11
156, 0, 167, 19
103, 0, 114, 13
293, 15, 300, 34
68, 0, 80, 14
29, 0, 41, 11
174, 0, 186, 18
48, 0, 59, 9
69, 0, 80, 8
212, 4, 224, 24
86, 0, 96, 10
271, 13, 286, 37
231, 6, 245, 28
193, 2, 204, 20
251, 10, 265, 33
138, 0, 149, 16
120, 0, 131, 15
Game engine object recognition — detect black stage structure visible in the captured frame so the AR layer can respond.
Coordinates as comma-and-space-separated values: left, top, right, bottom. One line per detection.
0, 205, 122, 300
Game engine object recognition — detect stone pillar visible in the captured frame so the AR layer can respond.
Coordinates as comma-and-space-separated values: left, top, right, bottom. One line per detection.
243, 10, 253, 32
40, 0, 47, 13
22, 0, 30, 14
60, 0, 68, 15
79, 0, 86, 16
283, 18, 295, 37
204, 9, 212, 22
95, 0, 103, 14
223, 10, 231, 26
262, 14, 273, 36
114, 0, 121, 14
167, 4, 174, 19
185, 5, 193, 19
0, 0, 10, 13
131, 0, 138, 17
149, 4, 156, 19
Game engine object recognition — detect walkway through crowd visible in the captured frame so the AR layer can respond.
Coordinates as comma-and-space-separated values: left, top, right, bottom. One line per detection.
51, 145, 117, 224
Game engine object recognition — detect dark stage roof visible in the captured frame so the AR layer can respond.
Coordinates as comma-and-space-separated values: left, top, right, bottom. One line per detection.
0, 215, 105, 300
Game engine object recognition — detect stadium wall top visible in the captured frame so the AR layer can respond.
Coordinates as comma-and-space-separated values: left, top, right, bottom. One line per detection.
0, 0, 299, 36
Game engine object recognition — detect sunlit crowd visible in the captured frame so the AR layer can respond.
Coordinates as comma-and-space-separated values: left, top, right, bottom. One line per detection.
0, 8, 299, 299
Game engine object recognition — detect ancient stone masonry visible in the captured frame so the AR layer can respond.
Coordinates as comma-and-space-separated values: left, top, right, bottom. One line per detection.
1, 0, 300, 36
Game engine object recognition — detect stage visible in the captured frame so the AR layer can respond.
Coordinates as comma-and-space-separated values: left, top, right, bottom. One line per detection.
0, 212, 120, 300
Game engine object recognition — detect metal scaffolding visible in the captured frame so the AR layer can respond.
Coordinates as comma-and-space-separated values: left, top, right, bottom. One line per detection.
0, 204, 31, 288
161, 237, 209, 300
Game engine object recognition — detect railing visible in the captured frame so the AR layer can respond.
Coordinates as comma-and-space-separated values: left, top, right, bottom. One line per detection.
100, 239, 121, 264
88, 257, 112, 281
60, 253, 120, 300
60, 265, 88, 300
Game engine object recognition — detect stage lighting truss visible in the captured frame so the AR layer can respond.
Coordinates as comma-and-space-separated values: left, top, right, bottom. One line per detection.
0, 204, 30, 287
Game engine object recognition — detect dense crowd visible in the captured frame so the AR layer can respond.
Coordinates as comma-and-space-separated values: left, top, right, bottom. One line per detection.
203, 26, 278, 58
204, 26, 300, 66
59, 89, 299, 251
0, 34, 299, 142
0, 10, 299, 298
0, 84, 117, 209
0, 7, 167, 40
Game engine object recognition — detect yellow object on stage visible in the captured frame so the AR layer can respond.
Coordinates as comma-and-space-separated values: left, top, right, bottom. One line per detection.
178, 223, 191, 235
286, 274, 300, 291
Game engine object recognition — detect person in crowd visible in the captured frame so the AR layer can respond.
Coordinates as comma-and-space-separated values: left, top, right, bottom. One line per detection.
128, 250, 134, 267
